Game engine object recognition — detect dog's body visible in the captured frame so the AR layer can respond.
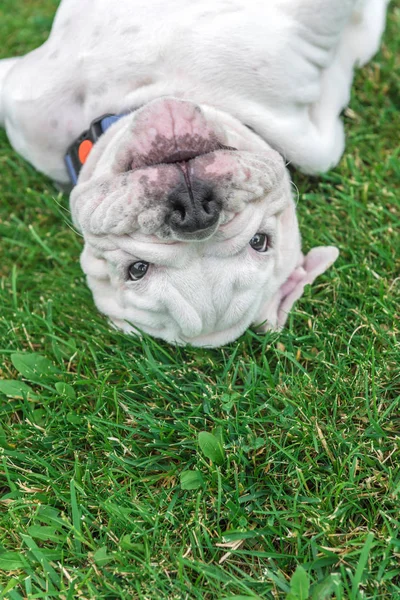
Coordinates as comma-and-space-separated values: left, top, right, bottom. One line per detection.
0, 0, 389, 346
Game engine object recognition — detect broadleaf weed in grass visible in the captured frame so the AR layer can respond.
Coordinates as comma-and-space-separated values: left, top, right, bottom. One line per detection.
198, 431, 226, 466
310, 574, 342, 600
11, 352, 60, 383
286, 565, 310, 600
54, 381, 76, 400
0, 379, 37, 400
180, 470, 205, 491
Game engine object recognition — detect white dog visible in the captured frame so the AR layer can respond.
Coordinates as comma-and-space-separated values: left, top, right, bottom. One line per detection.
0, 0, 389, 346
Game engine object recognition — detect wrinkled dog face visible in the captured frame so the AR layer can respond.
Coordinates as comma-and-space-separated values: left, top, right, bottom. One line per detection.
70, 98, 337, 346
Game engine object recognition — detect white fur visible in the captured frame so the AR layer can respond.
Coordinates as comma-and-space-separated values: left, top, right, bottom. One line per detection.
0, 0, 388, 346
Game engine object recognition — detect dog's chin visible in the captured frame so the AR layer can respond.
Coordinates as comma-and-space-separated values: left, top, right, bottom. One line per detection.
177, 321, 249, 347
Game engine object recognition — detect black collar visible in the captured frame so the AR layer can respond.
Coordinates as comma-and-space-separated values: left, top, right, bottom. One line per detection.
64, 113, 127, 185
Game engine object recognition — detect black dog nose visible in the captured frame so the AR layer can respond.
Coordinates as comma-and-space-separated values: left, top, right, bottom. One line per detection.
167, 179, 221, 235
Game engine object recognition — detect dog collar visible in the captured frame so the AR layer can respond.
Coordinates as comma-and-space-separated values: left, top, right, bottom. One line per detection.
64, 113, 127, 185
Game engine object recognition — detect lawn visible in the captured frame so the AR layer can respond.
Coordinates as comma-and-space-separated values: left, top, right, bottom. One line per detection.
0, 2, 399, 599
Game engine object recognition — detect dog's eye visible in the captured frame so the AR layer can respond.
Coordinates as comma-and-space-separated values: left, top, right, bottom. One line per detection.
249, 233, 269, 252
128, 261, 149, 280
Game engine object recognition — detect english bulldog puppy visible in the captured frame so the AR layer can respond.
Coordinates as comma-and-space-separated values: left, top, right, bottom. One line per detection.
0, 0, 389, 346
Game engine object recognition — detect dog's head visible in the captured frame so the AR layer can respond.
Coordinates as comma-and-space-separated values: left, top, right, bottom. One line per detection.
70, 98, 338, 346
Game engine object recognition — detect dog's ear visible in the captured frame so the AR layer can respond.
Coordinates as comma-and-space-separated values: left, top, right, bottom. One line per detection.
254, 246, 339, 331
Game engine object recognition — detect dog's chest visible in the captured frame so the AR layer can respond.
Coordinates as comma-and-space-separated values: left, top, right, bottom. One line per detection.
46, 0, 289, 101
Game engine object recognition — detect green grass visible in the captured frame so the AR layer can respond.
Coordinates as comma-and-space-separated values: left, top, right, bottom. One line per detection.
0, 1, 399, 598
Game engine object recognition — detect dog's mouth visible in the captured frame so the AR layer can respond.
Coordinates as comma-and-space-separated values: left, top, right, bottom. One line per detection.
129, 139, 237, 172
152, 144, 237, 166
120, 97, 237, 173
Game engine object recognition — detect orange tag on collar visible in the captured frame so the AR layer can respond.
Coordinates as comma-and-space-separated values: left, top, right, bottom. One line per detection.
78, 139, 94, 164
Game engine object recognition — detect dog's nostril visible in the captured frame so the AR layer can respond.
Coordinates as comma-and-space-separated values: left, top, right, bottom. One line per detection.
172, 200, 186, 220
200, 189, 215, 214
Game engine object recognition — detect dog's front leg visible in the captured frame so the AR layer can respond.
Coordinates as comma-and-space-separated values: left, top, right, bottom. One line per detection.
259, 0, 390, 174
306, 0, 390, 150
